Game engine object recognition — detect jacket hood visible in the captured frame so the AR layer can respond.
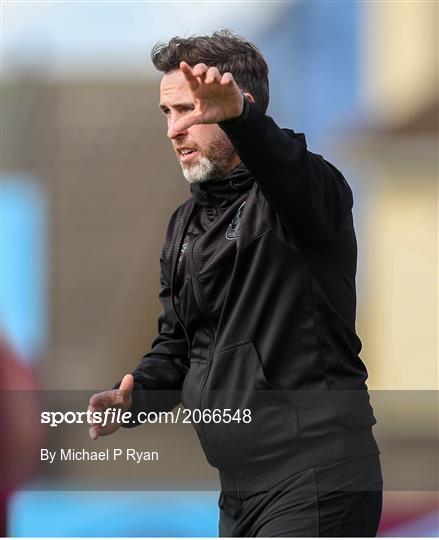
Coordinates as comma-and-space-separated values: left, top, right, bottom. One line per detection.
189, 162, 254, 210
283, 129, 306, 146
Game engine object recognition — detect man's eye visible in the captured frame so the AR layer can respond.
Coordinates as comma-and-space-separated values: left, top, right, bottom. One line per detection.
179, 106, 194, 114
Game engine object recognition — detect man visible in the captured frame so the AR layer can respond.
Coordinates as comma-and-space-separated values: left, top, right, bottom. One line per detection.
89, 30, 383, 537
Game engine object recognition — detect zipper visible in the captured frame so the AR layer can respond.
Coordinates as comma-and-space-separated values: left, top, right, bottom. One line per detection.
188, 234, 222, 467
188, 235, 214, 328
168, 197, 219, 360
169, 195, 227, 468
204, 190, 222, 219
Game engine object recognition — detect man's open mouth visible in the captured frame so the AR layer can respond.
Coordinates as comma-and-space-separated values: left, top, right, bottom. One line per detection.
178, 147, 199, 163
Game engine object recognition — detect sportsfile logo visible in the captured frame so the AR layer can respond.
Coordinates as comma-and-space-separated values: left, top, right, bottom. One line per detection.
40, 407, 252, 427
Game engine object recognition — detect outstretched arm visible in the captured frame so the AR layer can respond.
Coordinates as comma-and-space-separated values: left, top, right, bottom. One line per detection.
176, 62, 353, 248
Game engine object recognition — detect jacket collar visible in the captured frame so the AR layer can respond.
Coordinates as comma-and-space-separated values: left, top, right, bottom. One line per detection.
189, 162, 254, 210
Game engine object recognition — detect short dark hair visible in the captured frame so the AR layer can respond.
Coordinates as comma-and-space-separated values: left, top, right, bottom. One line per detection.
151, 29, 269, 113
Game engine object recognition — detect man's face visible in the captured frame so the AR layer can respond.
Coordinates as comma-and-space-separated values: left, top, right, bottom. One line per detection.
159, 69, 240, 184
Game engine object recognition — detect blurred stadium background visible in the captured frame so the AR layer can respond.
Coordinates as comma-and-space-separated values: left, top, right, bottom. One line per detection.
1, 1, 438, 537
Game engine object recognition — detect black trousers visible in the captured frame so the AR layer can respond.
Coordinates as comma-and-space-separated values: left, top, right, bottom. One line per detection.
218, 455, 383, 537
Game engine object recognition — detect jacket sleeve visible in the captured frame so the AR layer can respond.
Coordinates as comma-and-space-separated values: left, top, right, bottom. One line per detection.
218, 99, 353, 248
113, 249, 189, 426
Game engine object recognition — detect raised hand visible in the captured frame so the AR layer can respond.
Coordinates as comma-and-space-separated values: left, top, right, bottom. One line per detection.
173, 61, 244, 133
88, 373, 134, 440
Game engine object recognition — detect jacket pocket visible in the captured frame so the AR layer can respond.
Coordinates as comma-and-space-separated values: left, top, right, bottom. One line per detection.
201, 341, 298, 474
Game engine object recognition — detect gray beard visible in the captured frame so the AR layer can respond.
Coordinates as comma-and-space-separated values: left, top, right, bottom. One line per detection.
180, 146, 237, 184
181, 155, 220, 184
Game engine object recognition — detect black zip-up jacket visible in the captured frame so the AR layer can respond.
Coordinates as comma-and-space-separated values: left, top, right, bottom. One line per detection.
115, 98, 379, 479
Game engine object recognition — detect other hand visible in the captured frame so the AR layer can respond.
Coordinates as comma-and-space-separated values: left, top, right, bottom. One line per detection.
88, 373, 134, 440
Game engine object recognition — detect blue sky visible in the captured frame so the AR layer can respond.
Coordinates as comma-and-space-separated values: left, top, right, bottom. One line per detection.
2, 1, 289, 79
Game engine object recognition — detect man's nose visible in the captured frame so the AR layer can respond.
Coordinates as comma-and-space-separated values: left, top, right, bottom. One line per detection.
167, 116, 188, 140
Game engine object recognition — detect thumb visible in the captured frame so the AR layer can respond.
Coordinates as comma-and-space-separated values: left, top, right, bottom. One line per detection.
119, 373, 134, 397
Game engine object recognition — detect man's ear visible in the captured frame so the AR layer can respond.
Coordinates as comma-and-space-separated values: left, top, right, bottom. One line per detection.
243, 92, 255, 104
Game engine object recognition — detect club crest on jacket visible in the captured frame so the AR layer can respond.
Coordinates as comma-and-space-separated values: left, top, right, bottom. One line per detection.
226, 201, 246, 240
